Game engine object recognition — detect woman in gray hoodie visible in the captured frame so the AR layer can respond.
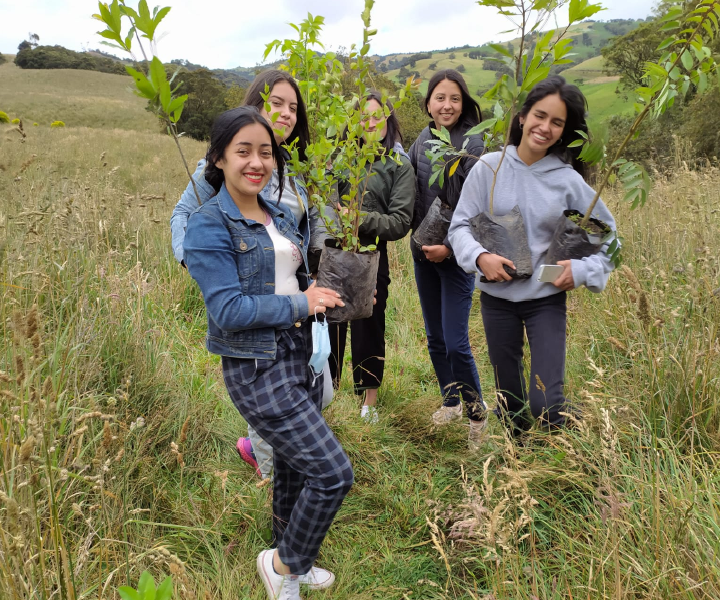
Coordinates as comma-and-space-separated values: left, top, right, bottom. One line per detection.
448, 76, 616, 438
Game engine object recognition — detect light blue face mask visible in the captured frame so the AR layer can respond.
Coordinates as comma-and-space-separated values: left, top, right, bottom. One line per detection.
309, 310, 330, 385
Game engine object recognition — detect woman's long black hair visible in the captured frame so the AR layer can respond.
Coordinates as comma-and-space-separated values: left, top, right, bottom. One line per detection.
424, 69, 482, 143
203, 106, 285, 200
243, 69, 310, 162
509, 75, 589, 178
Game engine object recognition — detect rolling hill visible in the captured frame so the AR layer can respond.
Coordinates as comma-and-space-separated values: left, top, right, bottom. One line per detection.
377, 19, 642, 119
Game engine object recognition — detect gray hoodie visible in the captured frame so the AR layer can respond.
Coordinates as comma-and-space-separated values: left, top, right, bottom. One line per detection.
448, 145, 616, 303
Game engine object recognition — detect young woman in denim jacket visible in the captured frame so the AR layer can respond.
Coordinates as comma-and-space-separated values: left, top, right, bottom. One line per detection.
408, 69, 488, 449
329, 92, 415, 422
171, 70, 333, 480
184, 106, 352, 600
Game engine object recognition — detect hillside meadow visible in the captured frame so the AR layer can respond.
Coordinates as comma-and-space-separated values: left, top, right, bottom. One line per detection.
1, 65, 720, 600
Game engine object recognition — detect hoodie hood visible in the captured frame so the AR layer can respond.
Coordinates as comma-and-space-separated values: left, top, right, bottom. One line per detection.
503, 144, 575, 175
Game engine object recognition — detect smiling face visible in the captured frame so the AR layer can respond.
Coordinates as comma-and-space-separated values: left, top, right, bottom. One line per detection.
517, 93, 567, 164
215, 122, 274, 204
427, 78, 463, 131
260, 80, 298, 144
362, 98, 388, 143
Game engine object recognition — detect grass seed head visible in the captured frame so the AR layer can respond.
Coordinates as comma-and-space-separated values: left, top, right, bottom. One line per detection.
620, 264, 642, 294
19, 435, 36, 463
638, 292, 651, 329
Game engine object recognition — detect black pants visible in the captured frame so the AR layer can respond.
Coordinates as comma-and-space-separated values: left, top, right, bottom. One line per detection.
480, 291, 567, 435
329, 242, 390, 394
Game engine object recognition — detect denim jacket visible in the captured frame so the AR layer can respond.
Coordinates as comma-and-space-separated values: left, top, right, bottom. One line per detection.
183, 183, 311, 359
171, 157, 311, 264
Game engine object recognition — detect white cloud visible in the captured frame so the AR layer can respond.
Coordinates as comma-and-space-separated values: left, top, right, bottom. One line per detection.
0, 0, 655, 69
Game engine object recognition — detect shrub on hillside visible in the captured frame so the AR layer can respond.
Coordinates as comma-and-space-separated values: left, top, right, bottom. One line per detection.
0, 111, 9, 123
0, 53, 6, 65
394, 91, 427, 150
14, 45, 128, 75
174, 68, 227, 141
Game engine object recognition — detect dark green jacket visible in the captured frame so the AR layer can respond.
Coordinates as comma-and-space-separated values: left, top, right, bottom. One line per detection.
338, 143, 416, 247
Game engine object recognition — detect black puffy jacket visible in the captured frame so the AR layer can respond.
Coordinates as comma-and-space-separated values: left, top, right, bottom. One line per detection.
408, 121, 485, 260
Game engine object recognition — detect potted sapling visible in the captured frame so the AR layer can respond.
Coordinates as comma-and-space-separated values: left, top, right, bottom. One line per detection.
265, 1, 413, 322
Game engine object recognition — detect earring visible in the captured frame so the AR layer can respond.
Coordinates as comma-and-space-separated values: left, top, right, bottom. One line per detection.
519, 123, 524, 129
556, 137, 563, 145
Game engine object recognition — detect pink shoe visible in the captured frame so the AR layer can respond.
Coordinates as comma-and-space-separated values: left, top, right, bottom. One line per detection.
236, 437, 261, 477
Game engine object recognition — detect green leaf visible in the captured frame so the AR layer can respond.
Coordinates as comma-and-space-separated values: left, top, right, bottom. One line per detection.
465, 118, 497, 136
118, 588, 141, 600
149, 57, 167, 91
657, 36, 675, 51
698, 71, 708, 94
489, 43, 513, 58
660, 20, 681, 32
521, 66, 550, 92
138, 571, 156, 600
167, 95, 187, 115
156, 577, 173, 600
566, 139, 584, 148
125, 66, 156, 99
680, 49, 694, 72
568, 0, 605, 24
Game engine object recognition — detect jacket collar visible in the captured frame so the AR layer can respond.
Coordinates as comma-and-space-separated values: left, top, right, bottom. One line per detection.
216, 183, 287, 224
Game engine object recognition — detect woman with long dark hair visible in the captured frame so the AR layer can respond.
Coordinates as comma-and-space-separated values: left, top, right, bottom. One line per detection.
329, 91, 415, 421
409, 69, 488, 449
449, 76, 617, 437
184, 106, 352, 600
171, 69, 334, 483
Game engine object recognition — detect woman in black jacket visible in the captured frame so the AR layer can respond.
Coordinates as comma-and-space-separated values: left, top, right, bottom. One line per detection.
409, 69, 488, 450
330, 92, 416, 422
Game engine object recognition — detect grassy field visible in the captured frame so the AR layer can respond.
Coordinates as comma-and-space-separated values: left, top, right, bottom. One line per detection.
0, 60, 158, 131
2, 64, 720, 600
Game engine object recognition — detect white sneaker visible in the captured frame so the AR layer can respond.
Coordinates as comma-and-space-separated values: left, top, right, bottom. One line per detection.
432, 403, 463, 425
297, 566, 335, 589
360, 405, 378, 423
468, 418, 488, 452
257, 549, 302, 600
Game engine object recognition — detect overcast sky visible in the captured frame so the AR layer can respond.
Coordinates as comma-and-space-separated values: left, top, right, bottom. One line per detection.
1, 0, 656, 70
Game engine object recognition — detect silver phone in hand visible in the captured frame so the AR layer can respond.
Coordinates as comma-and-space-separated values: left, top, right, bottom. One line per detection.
537, 264, 564, 283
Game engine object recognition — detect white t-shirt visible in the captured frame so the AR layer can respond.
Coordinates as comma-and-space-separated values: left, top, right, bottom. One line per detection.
269, 172, 304, 224
265, 216, 301, 295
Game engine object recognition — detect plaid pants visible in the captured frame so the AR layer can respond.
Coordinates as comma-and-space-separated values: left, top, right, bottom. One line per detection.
222, 322, 353, 575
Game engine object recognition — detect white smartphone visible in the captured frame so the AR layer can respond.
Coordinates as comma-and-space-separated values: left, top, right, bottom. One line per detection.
537, 264, 564, 283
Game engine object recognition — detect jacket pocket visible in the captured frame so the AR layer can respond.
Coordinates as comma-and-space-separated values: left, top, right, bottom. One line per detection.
231, 235, 259, 279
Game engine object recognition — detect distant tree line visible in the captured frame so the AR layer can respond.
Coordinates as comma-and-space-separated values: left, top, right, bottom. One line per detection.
169, 58, 251, 88
379, 52, 432, 73
14, 45, 129, 75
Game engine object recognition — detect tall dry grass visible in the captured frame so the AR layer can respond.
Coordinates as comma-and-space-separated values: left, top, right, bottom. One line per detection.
0, 115, 719, 600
